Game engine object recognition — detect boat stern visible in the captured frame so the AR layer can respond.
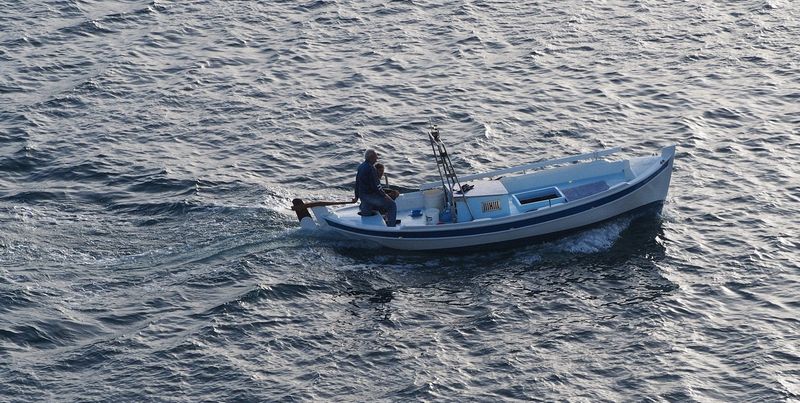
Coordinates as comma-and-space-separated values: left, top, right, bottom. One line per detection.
291, 198, 334, 230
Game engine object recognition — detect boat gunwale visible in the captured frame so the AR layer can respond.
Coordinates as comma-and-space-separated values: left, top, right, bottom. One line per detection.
419, 146, 622, 190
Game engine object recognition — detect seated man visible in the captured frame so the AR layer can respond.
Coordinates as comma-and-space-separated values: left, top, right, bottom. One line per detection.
353, 149, 397, 227
374, 163, 400, 200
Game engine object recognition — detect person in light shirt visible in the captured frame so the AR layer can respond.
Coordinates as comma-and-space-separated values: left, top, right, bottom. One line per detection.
374, 163, 399, 200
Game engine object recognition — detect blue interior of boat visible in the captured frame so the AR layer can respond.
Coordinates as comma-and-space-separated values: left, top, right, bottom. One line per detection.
348, 159, 634, 228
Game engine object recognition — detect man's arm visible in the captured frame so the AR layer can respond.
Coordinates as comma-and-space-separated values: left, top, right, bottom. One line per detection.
370, 166, 392, 200
364, 165, 380, 194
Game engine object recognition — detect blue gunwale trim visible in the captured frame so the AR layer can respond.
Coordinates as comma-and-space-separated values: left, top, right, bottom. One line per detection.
326, 157, 672, 239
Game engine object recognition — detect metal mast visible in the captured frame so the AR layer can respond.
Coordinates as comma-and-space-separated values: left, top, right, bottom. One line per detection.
427, 124, 474, 222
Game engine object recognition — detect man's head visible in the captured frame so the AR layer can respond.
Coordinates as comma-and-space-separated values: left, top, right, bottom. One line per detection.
364, 149, 378, 164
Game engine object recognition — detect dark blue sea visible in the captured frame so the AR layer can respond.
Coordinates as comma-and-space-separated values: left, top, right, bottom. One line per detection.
1, 1, 798, 401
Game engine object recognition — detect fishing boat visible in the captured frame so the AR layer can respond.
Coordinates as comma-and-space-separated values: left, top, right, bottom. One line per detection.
292, 125, 675, 251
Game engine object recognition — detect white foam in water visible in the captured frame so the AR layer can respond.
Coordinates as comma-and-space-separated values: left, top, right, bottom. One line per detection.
549, 216, 634, 254
515, 253, 543, 265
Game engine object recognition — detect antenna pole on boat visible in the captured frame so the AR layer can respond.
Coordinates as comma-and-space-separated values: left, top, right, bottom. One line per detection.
428, 124, 450, 209
427, 123, 474, 222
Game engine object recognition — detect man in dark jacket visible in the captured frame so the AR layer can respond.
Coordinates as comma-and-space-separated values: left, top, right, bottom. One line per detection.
353, 149, 397, 227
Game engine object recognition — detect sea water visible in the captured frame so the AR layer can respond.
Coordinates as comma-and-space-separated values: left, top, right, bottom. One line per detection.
1, 1, 798, 400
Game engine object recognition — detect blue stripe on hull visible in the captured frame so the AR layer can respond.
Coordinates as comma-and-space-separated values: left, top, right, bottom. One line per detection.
326, 158, 671, 239
398, 201, 665, 254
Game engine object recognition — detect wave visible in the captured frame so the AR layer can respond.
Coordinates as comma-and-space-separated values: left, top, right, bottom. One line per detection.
0, 319, 104, 349
0, 146, 52, 174
0, 287, 36, 314
197, 283, 324, 318
1, 190, 70, 203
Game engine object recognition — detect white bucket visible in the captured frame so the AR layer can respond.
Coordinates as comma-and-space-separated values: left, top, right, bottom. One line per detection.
423, 188, 445, 211
425, 208, 439, 225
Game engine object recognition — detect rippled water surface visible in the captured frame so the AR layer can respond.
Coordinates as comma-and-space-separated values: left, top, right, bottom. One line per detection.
1, 0, 799, 401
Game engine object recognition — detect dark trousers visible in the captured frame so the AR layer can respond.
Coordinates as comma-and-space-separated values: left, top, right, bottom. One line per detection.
360, 193, 397, 227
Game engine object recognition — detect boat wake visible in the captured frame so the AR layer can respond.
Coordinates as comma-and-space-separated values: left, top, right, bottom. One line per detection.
548, 215, 636, 254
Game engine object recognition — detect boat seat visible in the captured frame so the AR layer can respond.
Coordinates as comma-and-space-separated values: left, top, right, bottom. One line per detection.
358, 206, 400, 226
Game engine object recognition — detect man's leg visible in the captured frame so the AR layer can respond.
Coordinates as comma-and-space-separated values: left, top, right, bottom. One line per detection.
363, 194, 397, 226
359, 202, 371, 215
381, 197, 397, 227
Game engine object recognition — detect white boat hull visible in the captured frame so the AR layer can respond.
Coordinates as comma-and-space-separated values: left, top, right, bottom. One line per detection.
306, 146, 675, 251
